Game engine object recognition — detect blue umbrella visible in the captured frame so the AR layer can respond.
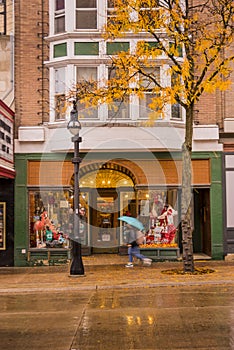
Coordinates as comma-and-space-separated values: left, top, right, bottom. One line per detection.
118, 216, 145, 231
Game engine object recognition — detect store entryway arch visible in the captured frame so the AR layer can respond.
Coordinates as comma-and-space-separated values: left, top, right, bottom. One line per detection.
70, 161, 138, 253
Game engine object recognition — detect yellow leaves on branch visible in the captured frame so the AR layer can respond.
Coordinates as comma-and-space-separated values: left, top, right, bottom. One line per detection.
203, 79, 231, 93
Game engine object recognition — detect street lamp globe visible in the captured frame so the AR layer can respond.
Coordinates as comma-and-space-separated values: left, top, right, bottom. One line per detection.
67, 101, 81, 136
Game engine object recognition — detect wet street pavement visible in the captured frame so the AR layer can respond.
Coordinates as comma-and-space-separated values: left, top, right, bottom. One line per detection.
0, 257, 234, 349
1, 285, 234, 350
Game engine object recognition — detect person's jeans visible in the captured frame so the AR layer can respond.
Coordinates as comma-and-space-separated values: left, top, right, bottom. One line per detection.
128, 245, 146, 263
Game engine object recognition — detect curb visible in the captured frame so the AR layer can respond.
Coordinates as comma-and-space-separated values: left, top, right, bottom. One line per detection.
0, 279, 233, 294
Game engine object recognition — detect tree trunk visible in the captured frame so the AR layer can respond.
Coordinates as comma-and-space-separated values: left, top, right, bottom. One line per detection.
181, 107, 194, 273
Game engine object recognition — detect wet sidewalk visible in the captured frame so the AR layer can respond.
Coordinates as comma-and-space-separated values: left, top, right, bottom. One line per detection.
0, 255, 233, 293
1, 256, 234, 350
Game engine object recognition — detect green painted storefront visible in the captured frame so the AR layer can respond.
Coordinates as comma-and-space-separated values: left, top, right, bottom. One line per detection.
14, 151, 224, 267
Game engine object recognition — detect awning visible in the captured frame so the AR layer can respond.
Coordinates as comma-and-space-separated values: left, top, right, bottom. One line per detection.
0, 165, 15, 179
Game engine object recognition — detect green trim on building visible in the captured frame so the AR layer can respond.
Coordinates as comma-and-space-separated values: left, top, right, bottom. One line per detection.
14, 155, 29, 266
209, 152, 224, 259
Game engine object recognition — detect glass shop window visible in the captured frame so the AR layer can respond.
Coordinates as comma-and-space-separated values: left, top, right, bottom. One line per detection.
29, 190, 89, 249
138, 188, 179, 246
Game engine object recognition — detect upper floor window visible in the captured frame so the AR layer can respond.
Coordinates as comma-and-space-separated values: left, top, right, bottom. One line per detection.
139, 67, 161, 119
76, 0, 97, 30
54, 0, 65, 34
108, 67, 130, 120
77, 67, 98, 119
54, 43, 67, 58
0, 0, 6, 35
107, 0, 116, 25
171, 72, 182, 120
139, 1, 160, 29
75, 42, 99, 55
106, 42, 130, 55
54, 67, 66, 120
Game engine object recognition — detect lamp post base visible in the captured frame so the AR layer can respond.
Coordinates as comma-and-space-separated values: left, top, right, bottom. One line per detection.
69, 274, 86, 278
69, 240, 85, 276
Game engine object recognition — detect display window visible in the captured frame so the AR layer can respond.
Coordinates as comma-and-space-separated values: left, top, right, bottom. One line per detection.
138, 188, 179, 248
29, 189, 89, 249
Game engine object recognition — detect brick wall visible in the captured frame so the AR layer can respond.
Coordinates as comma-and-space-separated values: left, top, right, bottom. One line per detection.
14, 0, 49, 137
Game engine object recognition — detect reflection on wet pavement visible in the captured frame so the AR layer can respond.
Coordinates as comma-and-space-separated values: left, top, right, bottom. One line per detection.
1, 286, 234, 350
73, 285, 234, 350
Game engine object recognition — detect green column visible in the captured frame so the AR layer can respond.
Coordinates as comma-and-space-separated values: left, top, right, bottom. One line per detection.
14, 155, 28, 266
210, 152, 224, 259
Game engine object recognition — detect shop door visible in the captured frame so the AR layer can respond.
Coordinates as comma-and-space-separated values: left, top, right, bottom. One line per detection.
193, 189, 211, 256
91, 190, 119, 253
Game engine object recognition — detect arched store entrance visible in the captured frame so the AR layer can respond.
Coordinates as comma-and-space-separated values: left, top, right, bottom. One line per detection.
72, 162, 137, 253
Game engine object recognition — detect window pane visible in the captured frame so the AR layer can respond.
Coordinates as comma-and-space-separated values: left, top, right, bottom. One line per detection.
107, 42, 129, 55
29, 190, 72, 249
139, 93, 161, 119
76, 0, 96, 8
141, 0, 159, 7
107, 0, 115, 8
55, 94, 66, 120
78, 101, 98, 119
171, 104, 181, 119
75, 42, 99, 55
54, 16, 65, 33
55, 67, 65, 94
139, 67, 160, 89
76, 11, 97, 29
226, 171, 234, 227
77, 67, 97, 82
54, 43, 67, 58
169, 42, 183, 57
77, 67, 98, 119
55, 0, 65, 11
108, 99, 130, 119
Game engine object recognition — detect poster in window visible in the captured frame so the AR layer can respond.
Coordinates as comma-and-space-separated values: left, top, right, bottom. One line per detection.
0, 203, 6, 250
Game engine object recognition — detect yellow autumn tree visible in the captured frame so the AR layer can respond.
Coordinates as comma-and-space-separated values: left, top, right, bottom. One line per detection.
70, 0, 234, 272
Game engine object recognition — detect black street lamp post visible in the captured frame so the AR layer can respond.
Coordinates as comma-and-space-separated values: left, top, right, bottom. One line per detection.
67, 101, 85, 276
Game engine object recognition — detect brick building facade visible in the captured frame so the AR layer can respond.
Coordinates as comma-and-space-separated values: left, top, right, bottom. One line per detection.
12, 0, 234, 266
